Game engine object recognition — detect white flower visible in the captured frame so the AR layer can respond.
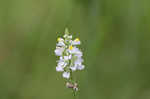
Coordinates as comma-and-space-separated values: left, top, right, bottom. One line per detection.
55, 28, 85, 82
56, 66, 64, 72
57, 60, 67, 68
64, 56, 69, 60
74, 56, 83, 65
75, 50, 83, 57
59, 56, 63, 60
62, 72, 70, 79
70, 65, 77, 71
77, 64, 85, 70
70, 56, 84, 71
72, 41, 80, 45
56, 37, 65, 46
68, 46, 82, 55
72, 38, 81, 45
57, 42, 65, 46
70, 63, 85, 71
64, 55, 72, 60
54, 47, 64, 56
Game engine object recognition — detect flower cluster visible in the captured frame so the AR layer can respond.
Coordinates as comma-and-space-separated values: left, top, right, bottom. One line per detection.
54, 28, 85, 81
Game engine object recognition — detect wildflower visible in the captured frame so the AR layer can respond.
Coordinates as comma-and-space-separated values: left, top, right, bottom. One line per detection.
63, 72, 70, 79
57, 42, 65, 46
57, 38, 65, 46
54, 47, 64, 56
68, 47, 82, 56
64, 55, 72, 60
56, 66, 64, 72
54, 28, 85, 92
77, 64, 85, 70
72, 38, 81, 45
57, 60, 67, 68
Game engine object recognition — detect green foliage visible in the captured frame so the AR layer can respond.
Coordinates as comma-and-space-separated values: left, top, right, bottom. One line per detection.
0, 0, 150, 99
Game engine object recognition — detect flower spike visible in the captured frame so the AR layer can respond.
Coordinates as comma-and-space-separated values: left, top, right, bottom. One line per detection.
54, 28, 85, 94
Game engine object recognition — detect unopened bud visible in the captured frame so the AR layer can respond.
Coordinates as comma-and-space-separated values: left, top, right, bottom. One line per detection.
66, 82, 74, 88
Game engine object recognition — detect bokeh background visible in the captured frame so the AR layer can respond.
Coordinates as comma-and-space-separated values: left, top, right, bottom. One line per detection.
0, 0, 150, 99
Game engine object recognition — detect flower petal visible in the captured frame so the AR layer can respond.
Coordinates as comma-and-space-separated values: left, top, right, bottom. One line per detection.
62, 72, 70, 79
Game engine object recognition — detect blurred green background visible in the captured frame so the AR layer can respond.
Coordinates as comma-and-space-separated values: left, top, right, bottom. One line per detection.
0, 0, 150, 99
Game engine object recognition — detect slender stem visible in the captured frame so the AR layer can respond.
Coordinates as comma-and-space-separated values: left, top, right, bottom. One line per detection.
63, 30, 78, 98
